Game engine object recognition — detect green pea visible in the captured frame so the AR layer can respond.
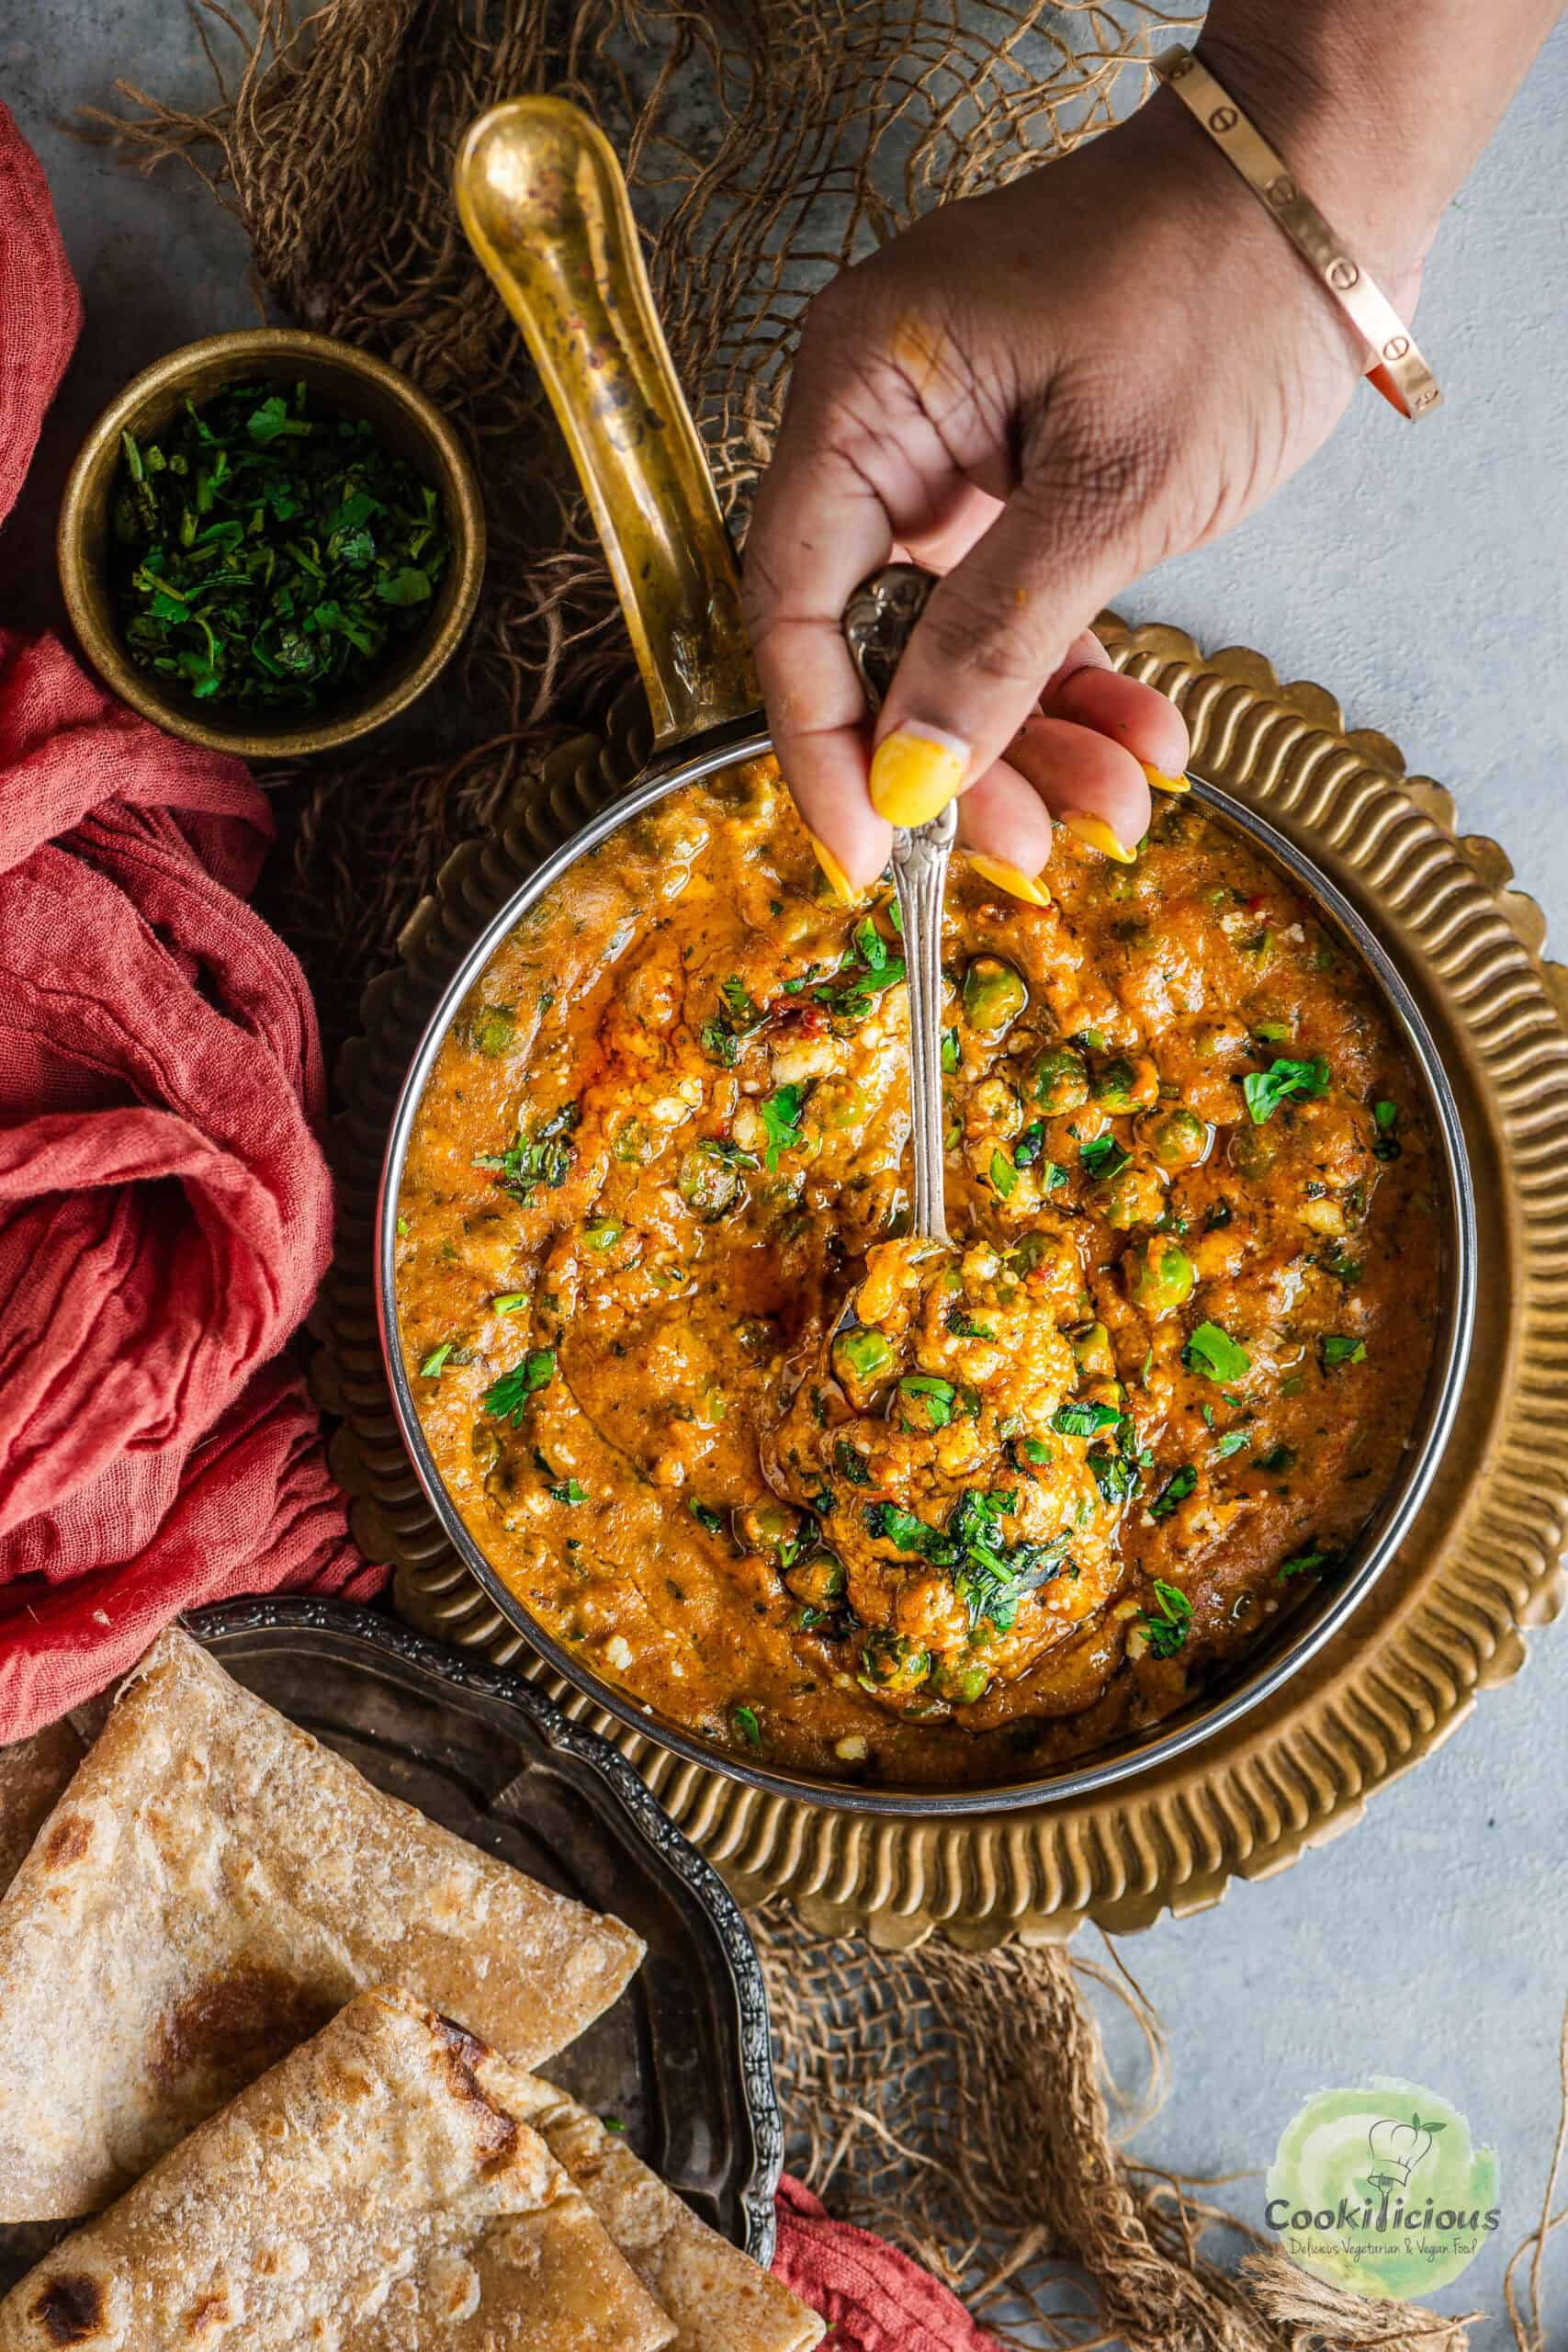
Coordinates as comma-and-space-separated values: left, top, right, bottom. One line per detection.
1091, 1056, 1145, 1114
677, 1148, 742, 1220
1026, 1043, 1089, 1114
468, 1003, 516, 1057
1123, 1237, 1196, 1318
784, 1552, 848, 1610
1228, 1123, 1279, 1179
833, 1326, 895, 1387
1099, 1161, 1165, 1229
962, 956, 1028, 1036
1070, 1320, 1116, 1378
582, 1216, 624, 1251
1141, 1106, 1209, 1169
931, 1655, 990, 1706
734, 1498, 802, 1559
858, 1630, 931, 1693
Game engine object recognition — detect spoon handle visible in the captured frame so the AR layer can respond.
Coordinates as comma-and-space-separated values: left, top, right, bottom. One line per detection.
842, 564, 954, 1246
892, 803, 957, 1243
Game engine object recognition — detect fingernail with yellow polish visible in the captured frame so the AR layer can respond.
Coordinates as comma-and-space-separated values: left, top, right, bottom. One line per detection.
1063, 812, 1137, 865
868, 724, 967, 830
967, 854, 1052, 908
1143, 763, 1190, 797
807, 831, 860, 907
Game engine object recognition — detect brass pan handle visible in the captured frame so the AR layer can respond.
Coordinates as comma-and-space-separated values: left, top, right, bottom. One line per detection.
455, 97, 759, 747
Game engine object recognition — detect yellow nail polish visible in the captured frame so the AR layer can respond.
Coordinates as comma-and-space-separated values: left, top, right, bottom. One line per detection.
967, 854, 1052, 908
1063, 812, 1137, 865
868, 725, 966, 830
1143, 764, 1190, 797
806, 831, 859, 907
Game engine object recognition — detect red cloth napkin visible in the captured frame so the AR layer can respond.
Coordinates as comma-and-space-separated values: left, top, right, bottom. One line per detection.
5, 98, 992, 2349
0, 99, 378, 1734
773, 2176, 1001, 2348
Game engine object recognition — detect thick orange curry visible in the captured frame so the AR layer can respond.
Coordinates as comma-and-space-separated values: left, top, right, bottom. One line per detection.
395, 762, 1440, 1786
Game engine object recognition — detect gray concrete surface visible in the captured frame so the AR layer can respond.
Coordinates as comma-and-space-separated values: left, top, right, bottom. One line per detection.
4, 5, 1565, 2341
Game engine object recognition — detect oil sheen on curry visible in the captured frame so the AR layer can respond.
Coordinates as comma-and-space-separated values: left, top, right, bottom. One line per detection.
396, 764, 1440, 1786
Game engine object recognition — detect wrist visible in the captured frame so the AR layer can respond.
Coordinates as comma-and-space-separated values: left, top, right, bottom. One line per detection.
1181, 23, 1447, 308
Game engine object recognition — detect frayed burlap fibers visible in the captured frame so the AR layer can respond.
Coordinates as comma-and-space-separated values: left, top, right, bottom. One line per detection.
753, 1901, 1486, 2351
91, 6, 1562, 2345
85, 0, 1196, 1041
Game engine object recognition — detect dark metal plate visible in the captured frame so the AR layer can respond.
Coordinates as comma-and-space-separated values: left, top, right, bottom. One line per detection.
0, 1595, 780, 2289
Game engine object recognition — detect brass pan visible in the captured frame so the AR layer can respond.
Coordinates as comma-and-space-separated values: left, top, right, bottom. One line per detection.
326, 99, 1565, 1933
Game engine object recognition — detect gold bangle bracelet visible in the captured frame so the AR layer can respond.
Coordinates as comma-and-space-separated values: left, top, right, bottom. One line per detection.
1154, 45, 1441, 422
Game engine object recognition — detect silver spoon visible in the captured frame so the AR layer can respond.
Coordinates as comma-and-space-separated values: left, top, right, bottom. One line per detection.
842, 564, 954, 1245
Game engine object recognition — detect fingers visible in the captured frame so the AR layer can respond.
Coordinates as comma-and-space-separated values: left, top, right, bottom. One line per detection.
867, 478, 1143, 834
1046, 650, 1190, 790
954, 761, 1054, 900
1009, 714, 1152, 863
743, 430, 897, 895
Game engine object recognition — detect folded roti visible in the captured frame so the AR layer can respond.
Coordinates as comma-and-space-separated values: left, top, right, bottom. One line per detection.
501, 2074, 824, 2352
0, 1988, 675, 2352
0, 1722, 82, 1898
0, 1630, 643, 2220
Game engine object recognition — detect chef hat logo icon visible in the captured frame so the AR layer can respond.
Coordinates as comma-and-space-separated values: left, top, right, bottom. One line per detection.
1366, 2110, 1442, 2190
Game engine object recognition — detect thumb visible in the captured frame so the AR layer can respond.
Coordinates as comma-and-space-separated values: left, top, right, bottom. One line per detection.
867, 455, 1153, 835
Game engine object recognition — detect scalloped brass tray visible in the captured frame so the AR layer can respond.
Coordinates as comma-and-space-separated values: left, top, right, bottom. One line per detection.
315, 613, 1568, 1947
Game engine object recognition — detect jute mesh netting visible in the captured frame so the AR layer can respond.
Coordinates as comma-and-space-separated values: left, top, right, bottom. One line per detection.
95, 6, 1563, 2344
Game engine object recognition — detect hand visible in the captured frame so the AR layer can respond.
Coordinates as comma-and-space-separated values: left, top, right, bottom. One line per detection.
742, 93, 1401, 899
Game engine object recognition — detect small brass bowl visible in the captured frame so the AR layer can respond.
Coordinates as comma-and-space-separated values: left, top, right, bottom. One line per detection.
57, 329, 486, 758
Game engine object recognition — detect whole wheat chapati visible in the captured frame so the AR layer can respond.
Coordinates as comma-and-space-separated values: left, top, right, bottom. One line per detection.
0, 1630, 643, 2220
503, 2074, 824, 2352
0, 1987, 674, 2352
0, 1722, 82, 1898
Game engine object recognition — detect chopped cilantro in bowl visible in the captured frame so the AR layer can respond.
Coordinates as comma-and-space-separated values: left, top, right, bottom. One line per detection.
67, 340, 481, 751
110, 378, 452, 714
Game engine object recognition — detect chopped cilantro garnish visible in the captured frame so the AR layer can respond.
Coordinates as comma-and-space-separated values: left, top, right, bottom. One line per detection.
1182, 1320, 1252, 1383
418, 1340, 454, 1379
1018, 1437, 1053, 1466
1242, 1055, 1330, 1125
1088, 1442, 1140, 1507
688, 1499, 726, 1535
898, 1374, 955, 1430
701, 976, 766, 1066
810, 925, 906, 1023
481, 1350, 556, 1423
834, 1438, 874, 1483
549, 1479, 588, 1506
1051, 1400, 1123, 1438
110, 381, 451, 712
945, 1304, 996, 1340
867, 1503, 942, 1556
760, 1082, 810, 1170
475, 1101, 580, 1203
731, 1703, 762, 1747
941, 1026, 960, 1073
1139, 1578, 1192, 1657
491, 1292, 529, 1316
1079, 1133, 1132, 1181
1278, 1548, 1335, 1584
989, 1148, 1018, 1200
1042, 1159, 1068, 1193
1148, 1464, 1197, 1521
1320, 1334, 1367, 1368
1013, 1121, 1044, 1168
1213, 1430, 1249, 1460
